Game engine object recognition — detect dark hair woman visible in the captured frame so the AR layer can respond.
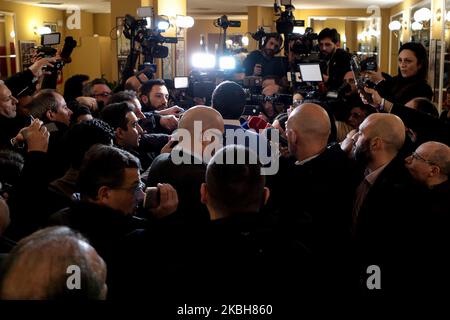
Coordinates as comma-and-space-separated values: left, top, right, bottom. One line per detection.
366, 42, 433, 105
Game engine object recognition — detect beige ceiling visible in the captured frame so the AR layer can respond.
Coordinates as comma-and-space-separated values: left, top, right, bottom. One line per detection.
6, 0, 404, 14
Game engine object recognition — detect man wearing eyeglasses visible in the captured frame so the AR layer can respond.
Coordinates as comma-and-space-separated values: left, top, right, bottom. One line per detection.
405, 141, 450, 292
49, 144, 178, 298
405, 141, 449, 190
83, 78, 112, 108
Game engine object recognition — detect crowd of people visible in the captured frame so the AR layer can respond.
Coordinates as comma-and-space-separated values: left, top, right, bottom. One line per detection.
0, 27, 449, 302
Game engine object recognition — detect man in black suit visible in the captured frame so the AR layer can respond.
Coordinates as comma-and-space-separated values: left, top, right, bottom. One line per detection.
351, 113, 419, 293
26, 89, 73, 180
318, 28, 351, 91
147, 105, 224, 225
197, 145, 311, 301
404, 141, 450, 291
280, 103, 359, 292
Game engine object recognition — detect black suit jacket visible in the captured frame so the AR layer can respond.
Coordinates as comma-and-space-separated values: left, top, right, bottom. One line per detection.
146, 152, 209, 225
354, 156, 421, 293
391, 103, 450, 146
269, 144, 361, 292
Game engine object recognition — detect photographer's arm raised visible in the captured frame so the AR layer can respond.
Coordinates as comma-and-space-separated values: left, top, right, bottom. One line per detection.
28, 56, 57, 78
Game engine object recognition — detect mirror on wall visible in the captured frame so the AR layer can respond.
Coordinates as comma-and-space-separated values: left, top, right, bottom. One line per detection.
442, 0, 450, 108
389, 11, 404, 75
409, 1, 431, 49
0, 11, 18, 80
443, 0, 450, 88
310, 16, 381, 62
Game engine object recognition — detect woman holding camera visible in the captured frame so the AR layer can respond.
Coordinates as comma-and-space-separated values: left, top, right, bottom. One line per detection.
366, 42, 433, 106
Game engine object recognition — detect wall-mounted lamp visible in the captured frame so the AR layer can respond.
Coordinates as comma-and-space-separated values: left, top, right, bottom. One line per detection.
414, 7, 432, 23
34, 26, 52, 35
388, 20, 402, 31
176, 15, 194, 29
241, 36, 249, 46
411, 21, 423, 31
412, 7, 431, 31
388, 18, 406, 38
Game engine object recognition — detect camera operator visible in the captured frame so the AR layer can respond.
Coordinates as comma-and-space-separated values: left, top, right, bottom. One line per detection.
242, 33, 288, 79
318, 28, 351, 91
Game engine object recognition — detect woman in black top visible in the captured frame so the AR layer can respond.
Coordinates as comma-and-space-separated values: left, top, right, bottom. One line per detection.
367, 42, 433, 105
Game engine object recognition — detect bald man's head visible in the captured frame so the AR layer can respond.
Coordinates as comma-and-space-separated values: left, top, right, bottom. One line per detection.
0, 227, 107, 300
361, 113, 405, 153
286, 103, 331, 160
179, 105, 224, 134
420, 142, 450, 175
288, 103, 331, 141
177, 106, 224, 158
405, 141, 450, 186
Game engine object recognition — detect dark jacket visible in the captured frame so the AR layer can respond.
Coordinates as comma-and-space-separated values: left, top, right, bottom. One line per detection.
139, 111, 174, 134
321, 48, 351, 91
375, 74, 433, 105
49, 201, 147, 298
5, 151, 71, 241
243, 50, 288, 78
0, 115, 32, 151
274, 143, 360, 249
269, 143, 361, 292
390, 103, 450, 146
146, 151, 209, 225
414, 180, 450, 292
4, 69, 36, 98
46, 121, 71, 181
116, 211, 312, 301
353, 156, 421, 293
193, 212, 312, 299
137, 133, 169, 171
0, 236, 16, 254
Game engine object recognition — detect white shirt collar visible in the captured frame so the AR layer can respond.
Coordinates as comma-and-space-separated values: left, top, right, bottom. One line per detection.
295, 153, 321, 166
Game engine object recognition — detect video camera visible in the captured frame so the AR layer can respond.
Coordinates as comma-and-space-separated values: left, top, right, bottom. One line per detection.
123, 14, 177, 60
214, 15, 241, 29
290, 28, 319, 56
38, 33, 77, 89
187, 70, 217, 105
36, 32, 60, 57
274, 0, 305, 35
244, 88, 293, 114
